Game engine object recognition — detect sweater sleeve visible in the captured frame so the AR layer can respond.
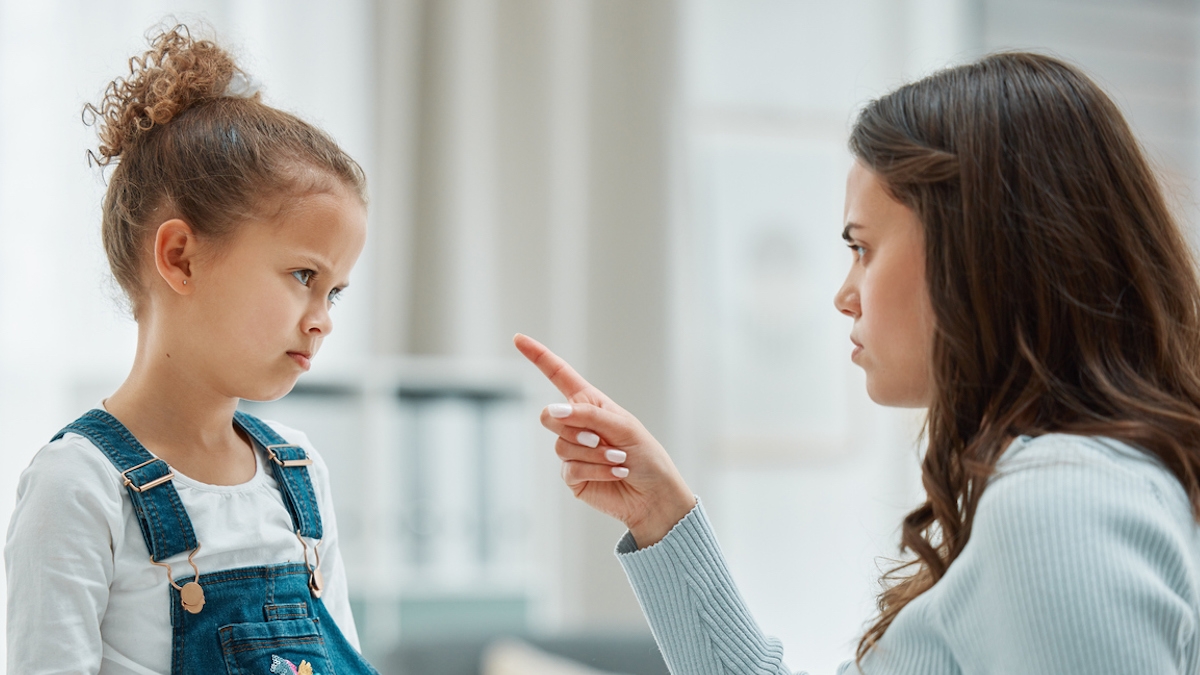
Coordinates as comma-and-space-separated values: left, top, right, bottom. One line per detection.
617, 502, 813, 675
933, 436, 1196, 674
5, 436, 124, 675
615, 437, 1200, 675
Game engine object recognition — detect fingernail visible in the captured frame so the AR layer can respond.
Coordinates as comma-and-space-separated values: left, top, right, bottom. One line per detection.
611, 466, 629, 478
577, 431, 600, 448
604, 449, 627, 463
547, 403, 573, 418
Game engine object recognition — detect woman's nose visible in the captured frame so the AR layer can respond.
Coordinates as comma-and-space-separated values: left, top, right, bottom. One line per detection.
834, 277, 859, 318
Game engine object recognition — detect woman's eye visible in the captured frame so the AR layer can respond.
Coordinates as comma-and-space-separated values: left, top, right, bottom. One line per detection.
292, 270, 315, 286
328, 288, 342, 305
847, 243, 866, 259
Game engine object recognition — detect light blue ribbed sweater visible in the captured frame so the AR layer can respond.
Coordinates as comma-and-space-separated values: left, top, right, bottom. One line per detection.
616, 434, 1200, 674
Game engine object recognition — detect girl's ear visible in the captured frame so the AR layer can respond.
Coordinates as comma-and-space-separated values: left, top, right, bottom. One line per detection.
153, 219, 198, 294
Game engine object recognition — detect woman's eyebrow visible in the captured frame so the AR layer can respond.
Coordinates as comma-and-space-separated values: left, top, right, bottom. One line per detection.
842, 223, 864, 242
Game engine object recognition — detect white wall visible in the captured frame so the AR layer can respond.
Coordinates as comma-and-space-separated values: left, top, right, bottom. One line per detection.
982, 0, 1200, 230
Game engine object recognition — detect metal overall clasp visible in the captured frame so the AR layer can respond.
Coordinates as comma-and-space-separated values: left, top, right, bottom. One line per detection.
296, 532, 325, 598
150, 544, 206, 614
123, 458, 205, 614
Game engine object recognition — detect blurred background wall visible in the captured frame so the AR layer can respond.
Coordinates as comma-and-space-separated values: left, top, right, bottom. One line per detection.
0, 1, 1197, 673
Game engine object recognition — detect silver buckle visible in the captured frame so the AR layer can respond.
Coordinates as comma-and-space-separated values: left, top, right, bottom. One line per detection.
120, 457, 174, 493
266, 444, 313, 468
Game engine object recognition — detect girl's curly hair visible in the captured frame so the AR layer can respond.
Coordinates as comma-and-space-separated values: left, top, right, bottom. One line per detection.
84, 24, 366, 318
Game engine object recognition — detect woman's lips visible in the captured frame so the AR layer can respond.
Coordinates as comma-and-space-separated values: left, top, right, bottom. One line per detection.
850, 338, 863, 360
288, 352, 312, 370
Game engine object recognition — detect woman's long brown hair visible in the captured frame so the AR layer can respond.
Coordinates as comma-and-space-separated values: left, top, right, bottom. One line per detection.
850, 52, 1200, 660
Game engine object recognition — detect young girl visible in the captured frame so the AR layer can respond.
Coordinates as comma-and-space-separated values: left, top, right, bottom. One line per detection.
6, 26, 378, 674
516, 53, 1200, 673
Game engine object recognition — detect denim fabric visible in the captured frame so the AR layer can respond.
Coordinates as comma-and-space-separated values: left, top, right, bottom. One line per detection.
234, 411, 323, 540
170, 563, 376, 674
53, 409, 198, 561
54, 410, 379, 675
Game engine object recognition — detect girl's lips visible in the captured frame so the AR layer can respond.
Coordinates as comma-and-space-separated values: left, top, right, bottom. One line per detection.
288, 352, 312, 370
850, 338, 863, 360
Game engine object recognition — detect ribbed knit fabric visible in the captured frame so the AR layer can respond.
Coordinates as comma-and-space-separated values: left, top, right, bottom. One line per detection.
617, 434, 1200, 674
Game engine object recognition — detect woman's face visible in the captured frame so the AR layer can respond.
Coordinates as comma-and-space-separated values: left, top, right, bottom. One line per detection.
834, 160, 935, 408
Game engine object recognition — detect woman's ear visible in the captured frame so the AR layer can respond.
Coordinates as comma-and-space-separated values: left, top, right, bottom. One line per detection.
153, 219, 198, 294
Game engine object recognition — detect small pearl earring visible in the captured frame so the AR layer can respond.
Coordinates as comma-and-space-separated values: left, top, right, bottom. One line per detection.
182, 280, 188, 285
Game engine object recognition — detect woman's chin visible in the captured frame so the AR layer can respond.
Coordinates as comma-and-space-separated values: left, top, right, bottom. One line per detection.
865, 378, 932, 409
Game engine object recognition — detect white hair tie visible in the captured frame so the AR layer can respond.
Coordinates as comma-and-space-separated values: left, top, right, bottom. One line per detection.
224, 71, 261, 99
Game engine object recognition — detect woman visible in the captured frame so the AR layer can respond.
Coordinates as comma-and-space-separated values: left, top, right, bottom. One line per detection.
514, 52, 1200, 673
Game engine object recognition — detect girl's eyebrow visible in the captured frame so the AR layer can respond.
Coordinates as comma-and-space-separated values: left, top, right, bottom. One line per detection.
295, 253, 332, 271
842, 223, 864, 242
294, 252, 351, 288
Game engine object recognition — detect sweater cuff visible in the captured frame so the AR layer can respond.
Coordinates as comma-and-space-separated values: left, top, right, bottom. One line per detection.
614, 499, 725, 618
614, 500, 789, 675
615, 497, 708, 557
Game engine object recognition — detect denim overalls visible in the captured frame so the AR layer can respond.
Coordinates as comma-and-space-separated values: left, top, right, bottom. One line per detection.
53, 409, 379, 675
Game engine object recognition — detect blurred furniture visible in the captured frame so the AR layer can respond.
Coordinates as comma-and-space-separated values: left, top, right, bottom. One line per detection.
240, 358, 542, 659
383, 633, 669, 675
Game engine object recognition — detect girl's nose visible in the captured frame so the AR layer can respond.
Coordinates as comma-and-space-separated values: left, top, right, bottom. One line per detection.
304, 303, 334, 336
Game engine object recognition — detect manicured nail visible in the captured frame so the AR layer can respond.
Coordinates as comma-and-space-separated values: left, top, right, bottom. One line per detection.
577, 431, 600, 448
547, 403, 573, 418
611, 466, 629, 478
604, 449, 627, 464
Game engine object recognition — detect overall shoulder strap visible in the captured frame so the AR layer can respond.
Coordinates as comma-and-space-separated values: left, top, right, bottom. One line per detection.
52, 409, 198, 561
233, 411, 324, 540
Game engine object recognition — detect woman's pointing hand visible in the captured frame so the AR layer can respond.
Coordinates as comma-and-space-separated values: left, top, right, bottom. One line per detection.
513, 333, 696, 548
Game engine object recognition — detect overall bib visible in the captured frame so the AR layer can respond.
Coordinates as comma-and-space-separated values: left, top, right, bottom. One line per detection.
53, 409, 380, 675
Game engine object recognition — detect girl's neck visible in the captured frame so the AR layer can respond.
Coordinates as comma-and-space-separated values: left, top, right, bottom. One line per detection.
103, 330, 257, 486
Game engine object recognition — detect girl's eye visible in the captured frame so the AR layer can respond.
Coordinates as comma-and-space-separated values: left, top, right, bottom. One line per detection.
328, 288, 343, 305
847, 243, 866, 259
292, 270, 315, 286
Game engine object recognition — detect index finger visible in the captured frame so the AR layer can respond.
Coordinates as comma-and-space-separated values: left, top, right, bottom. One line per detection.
513, 333, 598, 402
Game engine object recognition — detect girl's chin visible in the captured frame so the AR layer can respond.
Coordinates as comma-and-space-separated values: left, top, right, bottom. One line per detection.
237, 376, 301, 403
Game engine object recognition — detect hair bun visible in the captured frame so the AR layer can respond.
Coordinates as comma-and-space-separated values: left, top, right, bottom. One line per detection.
85, 24, 244, 165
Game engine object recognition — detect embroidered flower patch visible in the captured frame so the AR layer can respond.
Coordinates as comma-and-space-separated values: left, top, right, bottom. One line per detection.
270, 654, 320, 675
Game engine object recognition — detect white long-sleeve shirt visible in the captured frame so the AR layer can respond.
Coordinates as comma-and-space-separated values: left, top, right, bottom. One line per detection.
6, 412, 359, 675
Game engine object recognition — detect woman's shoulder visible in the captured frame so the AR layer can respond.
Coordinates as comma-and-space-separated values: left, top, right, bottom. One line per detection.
988, 433, 1192, 520
968, 433, 1199, 581
927, 434, 1200, 658
1000, 432, 1175, 468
